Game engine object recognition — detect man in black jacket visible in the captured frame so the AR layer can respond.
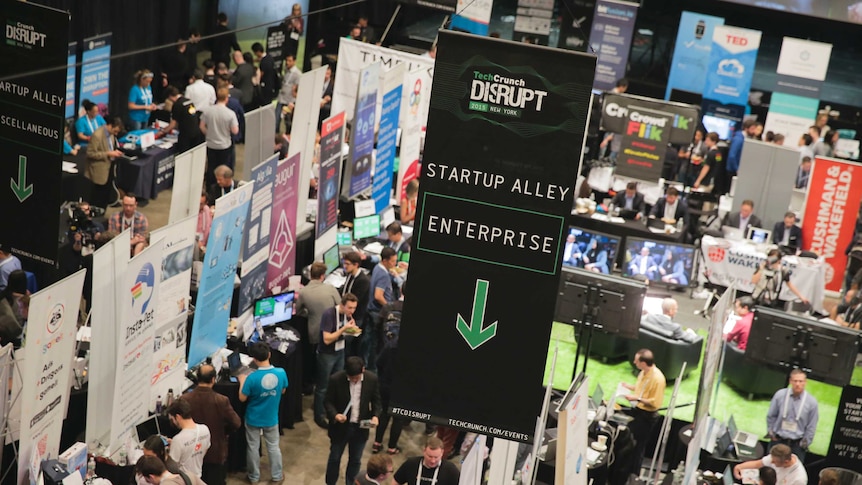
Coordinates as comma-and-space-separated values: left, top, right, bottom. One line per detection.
650, 187, 689, 226
325, 356, 381, 485
773, 211, 803, 252
341, 251, 370, 357
210, 12, 240, 68
252, 42, 278, 105
611, 181, 645, 219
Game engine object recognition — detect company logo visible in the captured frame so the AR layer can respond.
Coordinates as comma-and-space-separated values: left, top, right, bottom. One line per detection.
131, 262, 156, 314
626, 121, 663, 141
5, 21, 47, 49
261, 373, 279, 390
468, 70, 548, 118
708, 246, 726, 263
47, 303, 64, 334
717, 59, 745, 78
409, 78, 422, 115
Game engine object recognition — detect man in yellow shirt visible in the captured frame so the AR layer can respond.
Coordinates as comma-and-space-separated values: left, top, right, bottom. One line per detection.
622, 348, 666, 478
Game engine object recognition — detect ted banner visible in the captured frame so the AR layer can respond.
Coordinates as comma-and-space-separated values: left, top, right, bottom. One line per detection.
802, 157, 862, 292
390, 31, 596, 443
703, 25, 761, 107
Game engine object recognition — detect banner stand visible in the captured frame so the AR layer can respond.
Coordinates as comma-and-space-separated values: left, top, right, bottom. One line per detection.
1, 355, 24, 483
529, 346, 558, 485
646, 362, 686, 484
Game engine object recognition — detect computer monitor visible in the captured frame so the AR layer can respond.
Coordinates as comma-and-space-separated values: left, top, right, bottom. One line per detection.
323, 244, 340, 274
253, 290, 295, 328
622, 237, 696, 287
702, 114, 734, 140
555, 266, 647, 339
337, 230, 353, 246
746, 227, 771, 244
561, 226, 620, 274
353, 214, 381, 239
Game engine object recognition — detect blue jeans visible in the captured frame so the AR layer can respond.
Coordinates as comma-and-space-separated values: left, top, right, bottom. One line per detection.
245, 424, 282, 482
360, 312, 380, 372
127, 119, 144, 131
315, 350, 344, 420
325, 424, 368, 485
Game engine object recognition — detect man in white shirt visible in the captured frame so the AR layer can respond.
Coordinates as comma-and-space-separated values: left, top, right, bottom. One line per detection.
200, 88, 239, 185
184, 69, 216, 113
276, 54, 301, 133
733, 444, 807, 485
166, 399, 211, 478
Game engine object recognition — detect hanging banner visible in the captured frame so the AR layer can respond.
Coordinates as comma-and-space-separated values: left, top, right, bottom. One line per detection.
616, 113, 672, 181
266, 24, 286, 76
188, 183, 254, 367
588, 0, 639, 92
451, 0, 494, 35
79, 33, 111, 116
396, 68, 428, 203
775, 37, 832, 98
513, 0, 553, 45
559, 0, 596, 51
600, 93, 700, 145
332, 38, 434, 127
664, 12, 725, 100
801, 157, 862, 293
18, 270, 86, 485
66, 42, 77, 120
345, 62, 380, 197
317, 113, 345, 241
109, 241, 163, 455
239, 155, 278, 313
1, 1, 68, 273
390, 31, 596, 443
763, 92, 819, 150
373, 64, 405, 214
266, 153, 301, 295
703, 25, 761, 107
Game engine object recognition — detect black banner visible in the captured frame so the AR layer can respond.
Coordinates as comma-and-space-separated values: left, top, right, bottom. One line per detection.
390, 31, 596, 444
600, 92, 700, 145
827, 385, 862, 473
615, 109, 672, 182
0, 2, 69, 270
397, 0, 457, 12
266, 25, 286, 74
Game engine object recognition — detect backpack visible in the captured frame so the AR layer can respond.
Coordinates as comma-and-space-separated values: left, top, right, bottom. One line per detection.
381, 307, 401, 350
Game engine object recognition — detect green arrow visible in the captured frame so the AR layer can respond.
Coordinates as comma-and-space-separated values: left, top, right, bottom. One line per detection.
456, 279, 497, 350
10, 155, 33, 202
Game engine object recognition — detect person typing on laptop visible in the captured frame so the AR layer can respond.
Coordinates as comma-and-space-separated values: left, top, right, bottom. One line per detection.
734, 444, 807, 485
723, 199, 763, 232
611, 182, 645, 220
766, 369, 819, 462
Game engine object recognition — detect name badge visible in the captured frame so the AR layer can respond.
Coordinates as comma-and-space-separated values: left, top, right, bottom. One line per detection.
335, 339, 345, 351
781, 419, 798, 433
290, 32, 300, 40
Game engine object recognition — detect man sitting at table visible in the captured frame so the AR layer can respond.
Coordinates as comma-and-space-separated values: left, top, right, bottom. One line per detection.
773, 211, 803, 253
723, 199, 763, 232
649, 187, 688, 226
629, 246, 658, 280
611, 181, 645, 220
835, 291, 862, 329
640, 298, 698, 342
207, 165, 242, 205
733, 444, 807, 485
108, 194, 149, 256
562, 233, 582, 267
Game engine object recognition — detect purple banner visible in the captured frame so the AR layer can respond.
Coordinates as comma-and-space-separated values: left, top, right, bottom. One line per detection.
347, 63, 379, 197
317, 113, 345, 236
588, 0, 639, 91
265, 153, 301, 294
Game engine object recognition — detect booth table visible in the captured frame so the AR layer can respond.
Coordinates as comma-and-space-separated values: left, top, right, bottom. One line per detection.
700, 236, 826, 314
116, 147, 176, 200
570, 213, 687, 244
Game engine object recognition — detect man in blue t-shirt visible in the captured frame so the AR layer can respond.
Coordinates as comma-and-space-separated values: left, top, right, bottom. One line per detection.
362, 247, 401, 372
239, 342, 288, 484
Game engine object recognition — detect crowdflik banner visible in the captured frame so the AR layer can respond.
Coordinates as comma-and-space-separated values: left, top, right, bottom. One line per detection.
664, 12, 725, 100
345, 62, 380, 198
79, 33, 111, 116
702, 25, 761, 107
588, 0, 639, 92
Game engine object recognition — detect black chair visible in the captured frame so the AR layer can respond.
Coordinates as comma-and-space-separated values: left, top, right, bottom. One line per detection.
629, 327, 703, 380
722, 342, 786, 400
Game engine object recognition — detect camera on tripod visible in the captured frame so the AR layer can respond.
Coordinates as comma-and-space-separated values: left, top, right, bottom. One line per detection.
66, 202, 103, 247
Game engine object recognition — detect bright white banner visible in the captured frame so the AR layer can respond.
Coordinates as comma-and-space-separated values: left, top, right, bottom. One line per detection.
169, 144, 207, 224
18, 270, 87, 485
396, 68, 429, 203
0, 343, 12, 453
776, 37, 832, 82
556, 376, 589, 485
290, 66, 326, 237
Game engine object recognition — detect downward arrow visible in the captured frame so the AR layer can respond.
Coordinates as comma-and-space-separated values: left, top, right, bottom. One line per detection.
10, 155, 33, 202
456, 279, 498, 350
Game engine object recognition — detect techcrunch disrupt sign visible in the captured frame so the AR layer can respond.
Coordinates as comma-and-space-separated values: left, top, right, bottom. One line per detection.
469, 71, 548, 118
6, 21, 47, 49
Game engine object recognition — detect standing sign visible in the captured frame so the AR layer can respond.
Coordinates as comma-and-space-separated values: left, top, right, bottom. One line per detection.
451, 0, 494, 36
588, 0, 639, 92
396, 69, 429, 202
345, 62, 380, 197
828, 385, 862, 474
664, 12, 725, 100
266, 153, 301, 294
801, 157, 862, 293
188, 183, 254, 366
1, 2, 68, 272
80, 33, 111, 115
390, 31, 595, 443
372, 64, 405, 214
66, 42, 78, 120
600, 93, 700, 145
239, 155, 278, 313
18, 270, 87, 485
266, 24, 286, 76
555, 376, 589, 485
317, 114, 346, 239
513, 0, 553, 45
702, 25, 761, 107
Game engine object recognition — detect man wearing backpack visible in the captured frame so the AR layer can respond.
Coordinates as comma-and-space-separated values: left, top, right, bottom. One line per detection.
371, 281, 406, 455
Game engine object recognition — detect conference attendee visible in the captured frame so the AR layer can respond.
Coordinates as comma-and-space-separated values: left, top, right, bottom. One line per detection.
581, 239, 609, 274
252, 42, 277, 105
207, 165, 242, 205
815, 112, 831, 137
210, 12, 240, 68
752, 248, 809, 308
657, 248, 688, 285
725, 296, 754, 350
185, 69, 216, 113
393, 437, 460, 485
231, 51, 257, 111
611, 181, 645, 219
346, 24, 363, 41
0, 245, 22, 292
180, 364, 241, 485
108, 195, 149, 256
679, 128, 706, 186
796, 157, 812, 189
355, 454, 394, 485
372, 282, 406, 456
622, 348, 666, 477
829, 288, 856, 321
365, 247, 402, 372
773, 212, 803, 253
161, 86, 204, 153
693, 131, 721, 193
640, 298, 698, 343
276, 54, 301, 133
184, 29, 202, 76
773, 133, 785, 146
324, 356, 381, 485
142, 435, 182, 475
629, 246, 658, 280
200, 88, 239, 185
835, 292, 862, 329
385, 222, 410, 256
238, 342, 288, 484
216, 77, 246, 145
297, 261, 341, 379
63, 123, 80, 155
86, 116, 124, 210
202, 60, 218, 89
759, 466, 778, 485
135, 455, 205, 485
75, 100, 106, 146
722, 199, 763, 232
128, 69, 157, 131
321, 64, 334, 120
734, 444, 807, 485
283, 4, 304, 58
813, 129, 839, 158
159, 39, 189, 94
400, 179, 419, 225
166, 399, 211, 478
650, 187, 689, 226
196, 192, 212, 254
798, 133, 815, 161
0, 270, 26, 347
562, 234, 582, 268
767, 369, 819, 462
315, 293, 360, 429
819, 469, 840, 485
341, 251, 371, 352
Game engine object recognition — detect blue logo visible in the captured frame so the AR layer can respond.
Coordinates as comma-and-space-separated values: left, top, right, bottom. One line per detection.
131, 262, 156, 313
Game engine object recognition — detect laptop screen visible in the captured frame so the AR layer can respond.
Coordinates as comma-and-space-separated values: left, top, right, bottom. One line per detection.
591, 383, 604, 408
136, 415, 160, 443
727, 415, 738, 438
717, 430, 733, 455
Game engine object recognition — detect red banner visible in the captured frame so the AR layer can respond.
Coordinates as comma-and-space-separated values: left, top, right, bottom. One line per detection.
801, 157, 862, 292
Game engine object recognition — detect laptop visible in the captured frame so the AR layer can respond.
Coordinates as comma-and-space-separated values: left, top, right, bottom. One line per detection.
227, 351, 252, 377
135, 415, 161, 443
590, 383, 604, 410
728, 415, 758, 448
722, 225, 745, 240
618, 209, 640, 220
746, 227, 772, 244
647, 217, 667, 229
715, 429, 733, 456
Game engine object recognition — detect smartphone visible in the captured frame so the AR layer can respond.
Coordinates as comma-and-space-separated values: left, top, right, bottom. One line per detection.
229, 376, 238, 383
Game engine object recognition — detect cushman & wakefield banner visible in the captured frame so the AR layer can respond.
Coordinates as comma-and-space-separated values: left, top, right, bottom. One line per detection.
703, 25, 761, 107
391, 31, 596, 443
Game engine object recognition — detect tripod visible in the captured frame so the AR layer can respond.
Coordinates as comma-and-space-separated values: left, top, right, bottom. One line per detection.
571, 283, 605, 381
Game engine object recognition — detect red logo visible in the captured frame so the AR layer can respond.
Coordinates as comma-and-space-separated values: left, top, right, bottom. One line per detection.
708, 247, 726, 263
726, 35, 748, 46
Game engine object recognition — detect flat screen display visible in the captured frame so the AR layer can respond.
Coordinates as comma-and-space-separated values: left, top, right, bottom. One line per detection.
337, 230, 353, 246
702, 114, 734, 140
353, 214, 381, 239
719, 0, 862, 25
323, 245, 340, 274
561, 227, 620, 274
253, 291, 295, 327
622, 237, 696, 286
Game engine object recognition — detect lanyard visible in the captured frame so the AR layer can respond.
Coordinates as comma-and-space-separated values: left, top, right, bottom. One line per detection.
88, 116, 97, 133
140, 86, 152, 107
782, 390, 806, 421
417, 462, 439, 485
344, 273, 355, 295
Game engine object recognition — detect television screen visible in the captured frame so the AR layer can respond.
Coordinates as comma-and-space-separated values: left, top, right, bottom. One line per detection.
747, 306, 860, 386
323, 245, 340, 274
555, 267, 647, 339
562, 227, 620, 274
702, 115, 734, 140
719, 0, 862, 25
354, 214, 381, 239
337, 230, 353, 246
253, 290, 295, 327
623, 237, 696, 287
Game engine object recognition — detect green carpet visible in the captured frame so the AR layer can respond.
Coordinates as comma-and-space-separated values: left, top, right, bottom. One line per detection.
543, 322, 845, 457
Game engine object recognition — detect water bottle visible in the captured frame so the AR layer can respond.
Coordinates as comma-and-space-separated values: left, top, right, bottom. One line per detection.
155, 396, 163, 414
166, 389, 174, 408
676, 218, 683, 231
87, 456, 96, 478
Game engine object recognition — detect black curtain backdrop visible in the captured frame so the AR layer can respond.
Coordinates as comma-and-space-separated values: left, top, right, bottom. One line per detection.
33, 0, 191, 120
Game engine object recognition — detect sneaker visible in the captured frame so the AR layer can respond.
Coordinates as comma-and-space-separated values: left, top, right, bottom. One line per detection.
387, 447, 402, 455
270, 478, 283, 485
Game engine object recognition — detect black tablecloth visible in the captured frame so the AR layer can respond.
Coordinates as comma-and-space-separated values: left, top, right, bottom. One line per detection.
116, 147, 176, 200
62, 152, 92, 202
